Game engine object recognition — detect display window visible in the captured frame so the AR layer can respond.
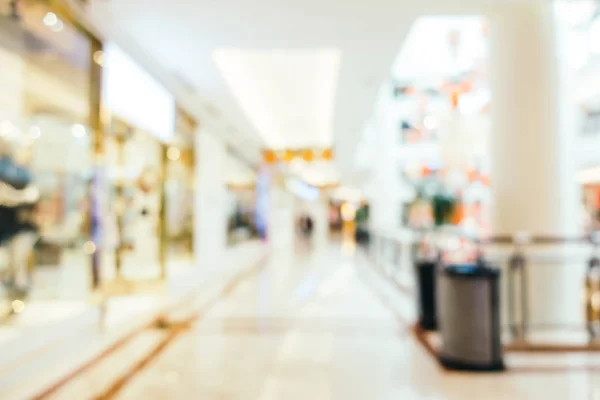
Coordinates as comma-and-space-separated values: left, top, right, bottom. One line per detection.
164, 108, 196, 263
583, 184, 600, 232
226, 185, 258, 247
0, 0, 97, 314
99, 41, 178, 291
102, 118, 165, 286
224, 153, 258, 247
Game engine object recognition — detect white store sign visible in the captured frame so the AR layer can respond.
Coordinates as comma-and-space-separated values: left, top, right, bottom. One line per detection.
103, 43, 175, 142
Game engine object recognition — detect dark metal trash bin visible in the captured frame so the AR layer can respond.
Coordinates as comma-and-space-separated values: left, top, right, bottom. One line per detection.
438, 263, 504, 371
416, 260, 438, 331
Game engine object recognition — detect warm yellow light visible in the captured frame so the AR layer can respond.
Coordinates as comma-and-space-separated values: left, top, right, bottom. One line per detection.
283, 150, 295, 162
83, 241, 97, 255
263, 150, 276, 164
11, 300, 25, 314
93, 50, 105, 67
43, 12, 58, 27
592, 292, 600, 312
341, 202, 357, 222
167, 147, 181, 161
302, 149, 314, 162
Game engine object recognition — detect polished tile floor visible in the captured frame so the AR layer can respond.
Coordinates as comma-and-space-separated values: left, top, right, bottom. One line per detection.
52, 242, 600, 399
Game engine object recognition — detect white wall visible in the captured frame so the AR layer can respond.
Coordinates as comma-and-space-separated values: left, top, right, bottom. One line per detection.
368, 82, 403, 233
194, 131, 227, 269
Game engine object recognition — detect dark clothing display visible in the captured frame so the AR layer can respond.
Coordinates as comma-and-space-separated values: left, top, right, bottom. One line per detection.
299, 215, 314, 237
0, 156, 31, 190
0, 156, 37, 245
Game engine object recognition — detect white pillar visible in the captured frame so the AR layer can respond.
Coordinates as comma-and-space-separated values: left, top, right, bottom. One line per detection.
369, 84, 402, 234
269, 185, 295, 252
300, 198, 329, 249
487, 2, 582, 327
312, 199, 330, 248
194, 131, 227, 269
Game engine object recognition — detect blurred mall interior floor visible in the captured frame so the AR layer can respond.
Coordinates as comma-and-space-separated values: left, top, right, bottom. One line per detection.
4, 1, 600, 399
23, 241, 600, 400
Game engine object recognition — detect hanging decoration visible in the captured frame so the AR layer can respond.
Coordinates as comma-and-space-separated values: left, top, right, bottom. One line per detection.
262, 148, 334, 165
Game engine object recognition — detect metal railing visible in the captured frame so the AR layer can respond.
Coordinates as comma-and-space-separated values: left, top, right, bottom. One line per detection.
366, 228, 600, 343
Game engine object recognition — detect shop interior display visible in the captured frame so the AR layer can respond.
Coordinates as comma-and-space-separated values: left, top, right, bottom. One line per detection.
0, 2, 202, 318
225, 153, 258, 246
354, 203, 370, 243
0, 1, 95, 316
164, 147, 194, 256
103, 121, 164, 283
562, 1, 600, 233
385, 17, 491, 236
0, 137, 39, 314
226, 187, 258, 246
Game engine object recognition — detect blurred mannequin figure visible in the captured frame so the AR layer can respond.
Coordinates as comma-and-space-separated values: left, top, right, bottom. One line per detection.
0, 137, 39, 297
298, 214, 314, 238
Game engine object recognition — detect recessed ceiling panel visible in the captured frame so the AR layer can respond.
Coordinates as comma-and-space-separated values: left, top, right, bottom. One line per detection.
213, 48, 341, 150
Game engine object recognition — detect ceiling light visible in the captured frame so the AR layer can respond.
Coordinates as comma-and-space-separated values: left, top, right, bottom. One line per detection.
423, 116, 438, 130
0, 120, 16, 137
213, 49, 341, 149
93, 50, 104, 67
167, 146, 181, 161
29, 125, 41, 139
11, 300, 25, 314
341, 203, 357, 222
50, 20, 64, 33
43, 12, 58, 27
71, 124, 86, 138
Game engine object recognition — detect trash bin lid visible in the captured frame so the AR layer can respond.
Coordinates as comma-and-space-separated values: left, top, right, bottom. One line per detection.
443, 263, 500, 279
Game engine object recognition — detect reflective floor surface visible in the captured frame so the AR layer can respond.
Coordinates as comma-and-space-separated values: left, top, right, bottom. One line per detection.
46, 242, 600, 400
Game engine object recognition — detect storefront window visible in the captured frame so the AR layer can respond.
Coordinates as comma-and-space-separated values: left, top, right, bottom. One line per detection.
164, 108, 196, 267
226, 185, 258, 246
101, 119, 163, 285
225, 154, 258, 247
0, 0, 93, 312
100, 43, 176, 289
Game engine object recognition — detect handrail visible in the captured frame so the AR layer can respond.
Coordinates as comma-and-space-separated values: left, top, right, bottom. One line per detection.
371, 228, 599, 246
367, 228, 600, 343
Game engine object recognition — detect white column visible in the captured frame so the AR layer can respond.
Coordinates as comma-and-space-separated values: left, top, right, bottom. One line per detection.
301, 198, 329, 249
194, 131, 227, 269
369, 84, 402, 234
487, 2, 582, 327
269, 185, 295, 252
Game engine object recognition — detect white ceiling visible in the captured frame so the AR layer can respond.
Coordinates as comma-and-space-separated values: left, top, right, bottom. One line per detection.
82, 0, 486, 181
391, 16, 487, 83
225, 152, 256, 186
213, 48, 341, 149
